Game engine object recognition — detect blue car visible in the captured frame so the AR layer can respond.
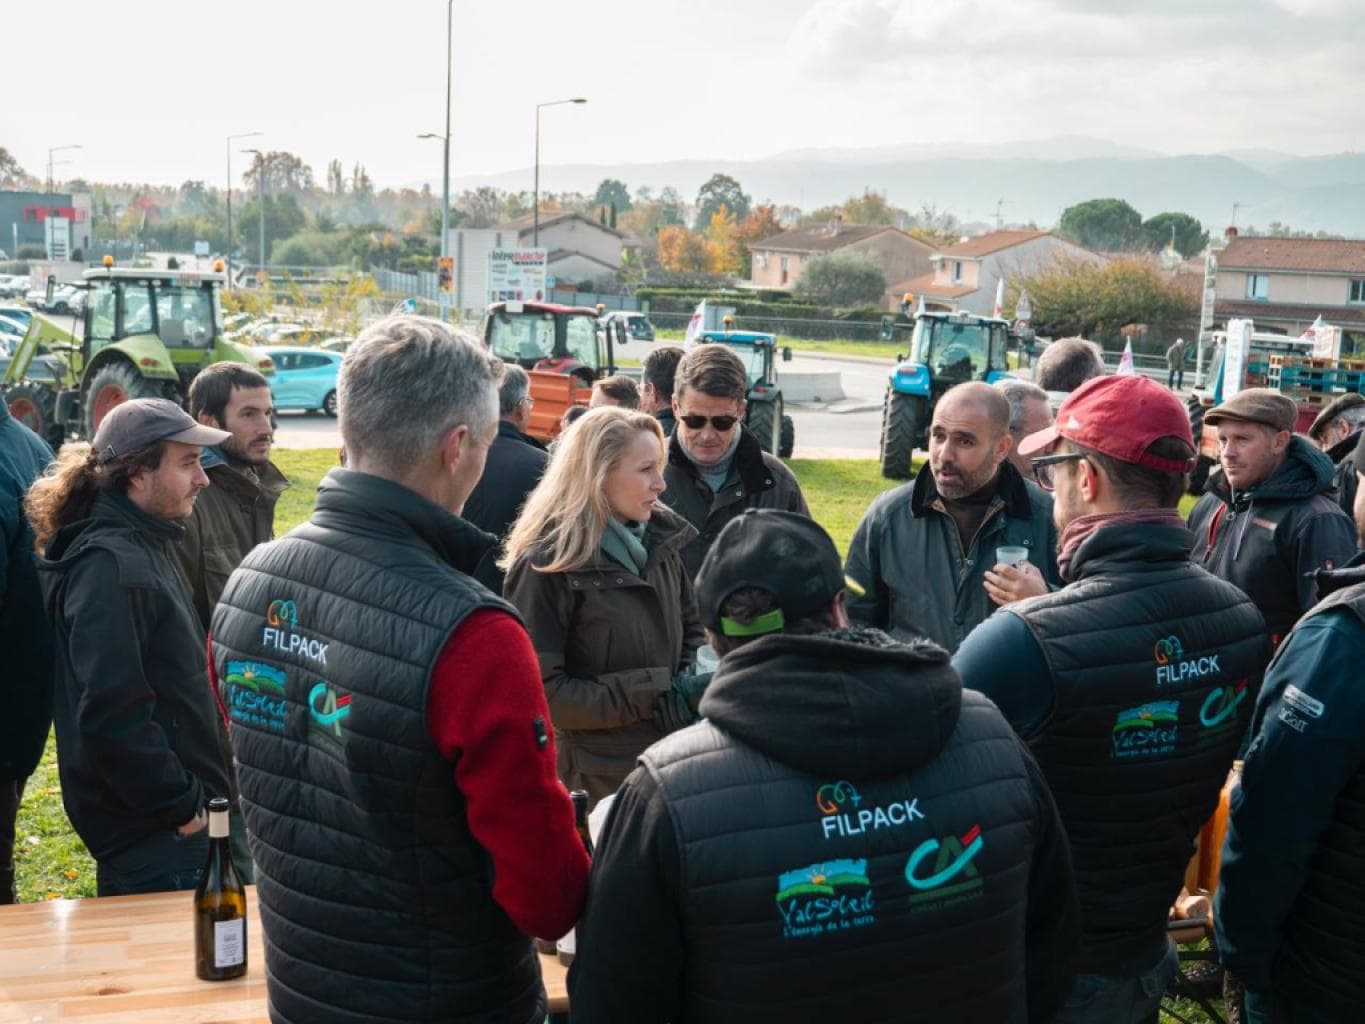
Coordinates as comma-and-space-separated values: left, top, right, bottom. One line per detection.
260, 346, 343, 416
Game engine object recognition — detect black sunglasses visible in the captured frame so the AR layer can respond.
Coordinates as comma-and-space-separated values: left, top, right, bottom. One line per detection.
1031, 452, 1089, 492
679, 414, 739, 431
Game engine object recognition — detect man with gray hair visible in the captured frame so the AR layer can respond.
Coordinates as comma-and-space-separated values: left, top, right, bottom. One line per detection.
996, 378, 1054, 481
1034, 336, 1105, 394
209, 317, 590, 1024
1308, 392, 1365, 515
464, 363, 550, 559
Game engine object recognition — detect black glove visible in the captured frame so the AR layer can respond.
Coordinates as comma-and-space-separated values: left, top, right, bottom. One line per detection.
652, 689, 698, 734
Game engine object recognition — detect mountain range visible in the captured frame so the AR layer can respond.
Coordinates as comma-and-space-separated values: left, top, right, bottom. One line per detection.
445, 136, 1365, 236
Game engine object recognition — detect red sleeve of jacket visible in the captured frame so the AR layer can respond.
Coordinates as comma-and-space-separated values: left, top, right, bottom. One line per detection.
427, 607, 590, 940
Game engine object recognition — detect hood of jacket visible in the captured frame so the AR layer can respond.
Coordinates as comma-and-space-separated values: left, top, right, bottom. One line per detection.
1208, 435, 1337, 506
698, 626, 962, 781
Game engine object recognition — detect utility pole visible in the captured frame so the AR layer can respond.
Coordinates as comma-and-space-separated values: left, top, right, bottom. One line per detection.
46, 144, 81, 194
224, 131, 263, 289
533, 98, 587, 246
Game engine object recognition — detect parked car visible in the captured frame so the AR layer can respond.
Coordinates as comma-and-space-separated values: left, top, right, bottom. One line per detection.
605, 311, 656, 342
48, 284, 85, 315
0, 306, 32, 331
260, 345, 343, 416
0, 276, 31, 300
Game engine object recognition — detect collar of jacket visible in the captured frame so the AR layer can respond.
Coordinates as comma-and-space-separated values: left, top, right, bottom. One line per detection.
1327, 429, 1362, 466
562, 503, 697, 586
1207, 435, 1337, 507
202, 446, 290, 501
310, 468, 498, 577
1314, 550, 1365, 601
909, 457, 1033, 520
1062, 520, 1195, 582
667, 425, 773, 494
96, 490, 186, 543
497, 418, 547, 451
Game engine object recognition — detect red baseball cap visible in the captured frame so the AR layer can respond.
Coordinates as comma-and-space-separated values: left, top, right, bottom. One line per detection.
1019, 374, 1196, 473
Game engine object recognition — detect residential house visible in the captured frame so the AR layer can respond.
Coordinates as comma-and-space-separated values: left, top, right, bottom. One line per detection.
1213, 232, 1365, 350
748, 216, 934, 306
496, 211, 625, 288
893, 230, 1101, 316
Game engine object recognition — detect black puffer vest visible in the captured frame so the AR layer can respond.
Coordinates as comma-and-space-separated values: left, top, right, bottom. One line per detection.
1273, 574, 1365, 1015
641, 628, 1049, 1023
211, 470, 542, 1024
1015, 523, 1268, 973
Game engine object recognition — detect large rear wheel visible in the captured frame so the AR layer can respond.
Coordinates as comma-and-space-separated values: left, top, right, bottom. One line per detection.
779, 413, 795, 458
5, 382, 64, 448
879, 390, 922, 479
747, 398, 780, 455
84, 362, 173, 439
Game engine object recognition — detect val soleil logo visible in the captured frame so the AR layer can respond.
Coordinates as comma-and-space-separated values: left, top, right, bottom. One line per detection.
1200, 680, 1249, 729
816, 781, 861, 815
267, 599, 299, 629
1153, 635, 1184, 665
905, 824, 985, 895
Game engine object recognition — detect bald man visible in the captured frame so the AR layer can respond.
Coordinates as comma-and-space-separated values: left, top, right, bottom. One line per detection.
845, 382, 1060, 652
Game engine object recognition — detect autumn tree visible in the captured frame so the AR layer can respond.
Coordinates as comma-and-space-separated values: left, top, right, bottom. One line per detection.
734, 204, 785, 276
694, 174, 750, 230
657, 225, 709, 273
243, 151, 315, 194
0, 147, 36, 189
1013, 256, 1197, 339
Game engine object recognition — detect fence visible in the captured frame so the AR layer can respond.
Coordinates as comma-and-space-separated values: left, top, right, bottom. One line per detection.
646, 312, 887, 342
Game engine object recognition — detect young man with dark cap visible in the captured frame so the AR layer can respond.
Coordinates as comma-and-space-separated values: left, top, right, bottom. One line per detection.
1216, 427, 1365, 1024
25, 398, 235, 895
1306, 390, 1365, 516
1187, 387, 1356, 648
570, 509, 1079, 1024
953, 374, 1271, 1024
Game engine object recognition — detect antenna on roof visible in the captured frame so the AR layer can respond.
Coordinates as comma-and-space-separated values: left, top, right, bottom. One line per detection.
994, 199, 1008, 230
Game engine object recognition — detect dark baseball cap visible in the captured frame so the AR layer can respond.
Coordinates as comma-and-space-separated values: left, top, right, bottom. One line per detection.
695, 510, 849, 637
92, 398, 230, 463
1019, 374, 1196, 473
1203, 388, 1297, 434
1308, 392, 1365, 442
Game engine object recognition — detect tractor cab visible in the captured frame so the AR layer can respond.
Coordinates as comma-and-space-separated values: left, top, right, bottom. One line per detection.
694, 328, 795, 457
482, 300, 618, 385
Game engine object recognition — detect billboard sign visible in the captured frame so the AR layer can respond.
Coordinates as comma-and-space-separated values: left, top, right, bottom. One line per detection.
487, 248, 548, 304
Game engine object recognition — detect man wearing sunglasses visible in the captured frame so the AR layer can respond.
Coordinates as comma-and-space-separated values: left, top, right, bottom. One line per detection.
952, 374, 1271, 1024
662, 344, 809, 579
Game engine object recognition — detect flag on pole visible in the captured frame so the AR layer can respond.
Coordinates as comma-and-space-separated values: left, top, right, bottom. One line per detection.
993, 278, 1005, 318
684, 300, 706, 350
1015, 289, 1032, 324
1298, 314, 1326, 343
1116, 339, 1136, 376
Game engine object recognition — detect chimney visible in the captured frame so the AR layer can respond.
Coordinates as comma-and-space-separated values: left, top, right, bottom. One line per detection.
1224, 225, 1239, 242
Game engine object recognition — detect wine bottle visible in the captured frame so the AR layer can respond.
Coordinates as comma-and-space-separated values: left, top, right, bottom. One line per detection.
194, 797, 247, 981
558, 790, 594, 966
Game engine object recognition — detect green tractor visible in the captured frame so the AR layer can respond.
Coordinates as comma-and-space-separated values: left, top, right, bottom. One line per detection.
3, 264, 274, 447
694, 329, 795, 457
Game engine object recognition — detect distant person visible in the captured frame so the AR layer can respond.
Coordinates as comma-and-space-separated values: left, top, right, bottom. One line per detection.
1166, 337, 1188, 390
589, 374, 640, 410
661, 344, 808, 579
570, 510, 1080, 1023
210, 316, 589, 1022
641, 345, 685, 436
1034, 336, 1105, 394
0, 397, 53, 903
1307, 391, 1365, 516
28, 399, 234, 895
995, 378, 1054, 482
463, 365, 549, 584
845, 381, 1058, 653
503, 407, 705, 803
1187, 388, 1357, 647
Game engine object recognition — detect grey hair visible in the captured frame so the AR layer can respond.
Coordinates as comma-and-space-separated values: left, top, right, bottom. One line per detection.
1034, 337, 1105, 393
339, 315, 503, 475
498, 364, 530, 417
1339, 406, 1365, 430
995, 379, 1049, 437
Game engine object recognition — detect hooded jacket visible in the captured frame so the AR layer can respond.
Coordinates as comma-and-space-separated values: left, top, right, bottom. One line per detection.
1188, 435, 1357, 645
37, 492, 231, 859
568, 627, 1079, 1024
1325, 429, 1360, 517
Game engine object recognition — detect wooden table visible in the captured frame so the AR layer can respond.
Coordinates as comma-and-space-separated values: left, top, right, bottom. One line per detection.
0, 886, 568, 1022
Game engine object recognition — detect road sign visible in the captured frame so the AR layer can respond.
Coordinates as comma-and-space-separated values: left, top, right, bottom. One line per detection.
438, 256, 454, 293
488, 248, 548, 304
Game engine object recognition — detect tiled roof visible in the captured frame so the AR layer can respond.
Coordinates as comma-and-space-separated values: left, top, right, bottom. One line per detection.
892, 272, 978, 299
751, 224, 922, 254
497, 210, 625, 238
937, 230, 1050, 258
1218, 236, 1365, 275
1214, 300, 1365, 325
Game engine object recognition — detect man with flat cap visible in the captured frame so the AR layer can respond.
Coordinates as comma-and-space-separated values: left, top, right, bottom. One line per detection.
1307, 391, 1365, 516
570, 508, 1080, 1024
1187, 387, 1356, 648
26, 398, 237, 895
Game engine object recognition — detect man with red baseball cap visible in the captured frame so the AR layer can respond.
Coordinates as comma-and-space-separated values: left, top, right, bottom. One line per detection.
954, 374, 1272, 1024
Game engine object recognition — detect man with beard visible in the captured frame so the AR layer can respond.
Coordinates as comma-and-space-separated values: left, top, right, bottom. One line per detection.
953, 375, 1270, 1023
845, 381, 1058, 653
173, 364, 288, 629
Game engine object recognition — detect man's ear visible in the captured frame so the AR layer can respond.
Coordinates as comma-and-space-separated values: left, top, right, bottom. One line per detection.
196, 410, 220, 428
441, 423, 469, 475
1273, 429, 1292, 455
996, 430, 1015, 462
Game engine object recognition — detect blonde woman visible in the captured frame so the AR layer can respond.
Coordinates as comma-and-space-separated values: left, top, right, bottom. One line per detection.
503, 407, 705, 803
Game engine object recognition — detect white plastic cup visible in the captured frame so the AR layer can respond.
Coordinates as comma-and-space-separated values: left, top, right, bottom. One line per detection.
995, 545, 1030, 569
695, 644, 719, 674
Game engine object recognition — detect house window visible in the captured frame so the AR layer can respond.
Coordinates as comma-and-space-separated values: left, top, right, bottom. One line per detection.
1246, 274, 1269, 300
780, 255, 789, 286
756, 252, 768, 270
953, 260, 963, 283
1350, 279, 1365, 304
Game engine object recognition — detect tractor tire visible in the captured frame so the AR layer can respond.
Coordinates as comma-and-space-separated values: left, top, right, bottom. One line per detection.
747, 399, 780, 455
780, 414, 795, 458
322, 389, 338, 417
879, 390, 921, 480
5, 382, 64, 448
84, 361, 173, 439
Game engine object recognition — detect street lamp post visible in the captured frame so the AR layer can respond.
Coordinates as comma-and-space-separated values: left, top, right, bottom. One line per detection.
417, 1, 454, 320
533, 98, 586, 247
242, 148, 266, 272
225, 131, 263, 289
46, 144, 82, 194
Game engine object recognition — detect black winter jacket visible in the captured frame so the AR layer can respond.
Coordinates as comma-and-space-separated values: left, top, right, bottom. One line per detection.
569, 627, 1079, 1024
1326, 429, 1360, 517
0, 402, 53, 780
463, 419, 549, 543
37, 493, 231, 859
1188, 436, 1357, 645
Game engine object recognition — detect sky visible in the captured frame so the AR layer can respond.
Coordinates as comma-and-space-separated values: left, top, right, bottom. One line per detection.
4, 0, 1362, 193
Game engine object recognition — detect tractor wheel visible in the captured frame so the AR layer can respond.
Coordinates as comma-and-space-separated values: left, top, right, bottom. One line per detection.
322, 390, 338, 417
879, 390, 921, 480
84, 362, 172, 439
5, 383, 64, 448
747, 399, 779, 455
779, 414, 795, 458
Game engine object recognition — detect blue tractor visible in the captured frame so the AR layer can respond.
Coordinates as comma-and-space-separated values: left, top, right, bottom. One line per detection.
878, 309, 1018, 478
695, 329, 795, 457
